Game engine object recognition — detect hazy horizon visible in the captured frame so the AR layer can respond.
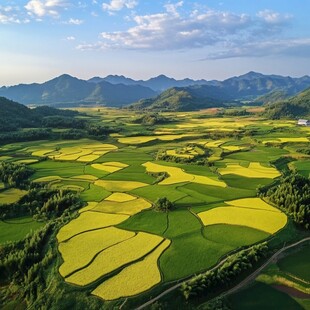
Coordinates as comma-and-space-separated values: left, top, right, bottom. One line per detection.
1, 0, 309, 85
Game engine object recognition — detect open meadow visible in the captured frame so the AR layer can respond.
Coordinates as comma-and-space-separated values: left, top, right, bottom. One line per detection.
0, 108, 309, 308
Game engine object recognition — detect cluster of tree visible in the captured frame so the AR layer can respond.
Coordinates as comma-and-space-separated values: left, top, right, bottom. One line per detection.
0, 162, 34, 188
296, 148, 310, 155
86, 123, 118, 137
41, 116, 86, 129
217, 109, 250, 117
0, 184, 83, 220
132, 113, 171, 126
153, 197, 174, 212
0, 128, 53, 144
181, 242, 268, 300
258, 173, 310, 229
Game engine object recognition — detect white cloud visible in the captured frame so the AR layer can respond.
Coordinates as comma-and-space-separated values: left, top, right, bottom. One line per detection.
0, 5, 29, 24
67, 18, 83, 24
66, 35, 76, 40
77, 4, 300, 60
205, 38, 310, 59
25, 0, 68, 18
102, 0, 137, 12
257, 10, 292, 24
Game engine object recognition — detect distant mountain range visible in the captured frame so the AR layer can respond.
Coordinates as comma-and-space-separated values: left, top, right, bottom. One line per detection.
0, 72, 309, 108
0, 74, 157, 107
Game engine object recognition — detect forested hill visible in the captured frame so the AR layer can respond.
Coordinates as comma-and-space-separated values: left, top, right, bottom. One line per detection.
0, 97, 78, 132
264, 87, 310, 119
128, 86, 232, 111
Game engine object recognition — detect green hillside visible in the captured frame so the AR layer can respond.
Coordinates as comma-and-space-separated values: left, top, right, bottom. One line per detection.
264, 87, 310, 119
0, 97, 78, 132
129, 86, 230, 111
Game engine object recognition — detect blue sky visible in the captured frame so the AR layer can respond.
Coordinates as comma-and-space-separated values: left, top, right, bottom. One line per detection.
0, 0, 309, 85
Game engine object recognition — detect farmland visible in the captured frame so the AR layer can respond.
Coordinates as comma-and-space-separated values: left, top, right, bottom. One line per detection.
0, 108, 309, 309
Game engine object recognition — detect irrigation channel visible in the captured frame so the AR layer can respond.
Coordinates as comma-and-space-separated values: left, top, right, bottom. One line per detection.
135, 237, 310, 310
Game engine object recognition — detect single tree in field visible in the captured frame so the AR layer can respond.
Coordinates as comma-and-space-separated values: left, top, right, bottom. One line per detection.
153, 197, 174, 212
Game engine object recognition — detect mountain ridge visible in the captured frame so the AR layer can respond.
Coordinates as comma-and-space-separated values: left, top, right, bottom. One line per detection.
1, 72, 310, 108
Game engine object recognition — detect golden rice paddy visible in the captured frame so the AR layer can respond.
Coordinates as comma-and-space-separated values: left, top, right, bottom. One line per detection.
93, 198, 152, 215
198, 198, 287, 234
263, 137, 309, 144
226, 198, 281, 213
95, 180, 148, 192
91, 162, 128, 173
31, 142, 117, 162
118, 134, 198, 145
105, 193, 137, 202
218, 162, 281, 178
143, 162, 226, 187
79, 202, 98, 213
57, 211, 129, 242
0, 188, 28, 204
58, 227, 136, 277
92, 240, 171, 300
66, 232, 164, 286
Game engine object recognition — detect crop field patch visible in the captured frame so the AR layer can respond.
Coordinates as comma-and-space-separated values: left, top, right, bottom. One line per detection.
131, 184, 188, 203
31, 161, 86, 178
0, 217, 44, 244
118, 134, 199, 145
93, 197, 152, 215
95, 180, 148, 192
56, 212, 129, 242
225, 146, 289, 163
291, 160, 310, 178
220, 174, 273, 190
160, 231, 233, 281
80, 184, 111, 202
31, 141, 117, 162
198, 203, 287, 234
58, 227, 136, 277
105, 193, 137, 202
164, 209, 202, 239
92, 240, 170, 300
218, 162, 281, 178
263, 137, 309, 144
0, 188, 28, 204
278, 245, 310, 282
181, 182, 255, 202
66, 232, 164, 286
229, 281, 303, 310
203, 224, 270, 247
117, 210, 168, 235
143, 162, 226, 187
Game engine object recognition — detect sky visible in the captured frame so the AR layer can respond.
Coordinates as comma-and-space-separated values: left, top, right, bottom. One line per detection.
0, 0, 310, 86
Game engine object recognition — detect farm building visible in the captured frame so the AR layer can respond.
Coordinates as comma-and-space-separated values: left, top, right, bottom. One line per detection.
297, 119, 310, 126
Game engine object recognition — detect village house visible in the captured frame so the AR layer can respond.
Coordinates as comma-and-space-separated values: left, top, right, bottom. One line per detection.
297, 119, 310, 126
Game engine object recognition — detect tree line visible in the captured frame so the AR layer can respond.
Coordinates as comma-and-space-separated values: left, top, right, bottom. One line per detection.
181, 242, 268, 300
258, 173, 310, 229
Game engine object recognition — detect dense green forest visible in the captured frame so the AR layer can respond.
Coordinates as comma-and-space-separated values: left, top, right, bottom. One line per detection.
259, 174, 310, 229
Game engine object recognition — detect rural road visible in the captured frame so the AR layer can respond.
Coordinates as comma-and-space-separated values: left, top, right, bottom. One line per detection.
135, 237, 310, 310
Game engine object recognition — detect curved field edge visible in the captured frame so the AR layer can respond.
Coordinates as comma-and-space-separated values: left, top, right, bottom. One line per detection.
92, 240, 171, 300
